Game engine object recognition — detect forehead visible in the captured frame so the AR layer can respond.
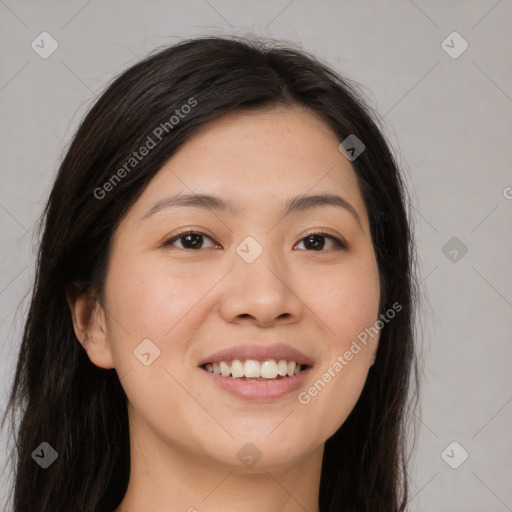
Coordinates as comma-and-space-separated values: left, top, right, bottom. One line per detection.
126, 105, 368, 223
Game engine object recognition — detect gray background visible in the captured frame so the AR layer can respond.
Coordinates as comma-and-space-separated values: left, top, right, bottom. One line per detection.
1, 1, 511, 511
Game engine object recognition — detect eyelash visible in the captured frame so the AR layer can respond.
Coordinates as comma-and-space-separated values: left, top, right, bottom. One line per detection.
163, 229, 347, 251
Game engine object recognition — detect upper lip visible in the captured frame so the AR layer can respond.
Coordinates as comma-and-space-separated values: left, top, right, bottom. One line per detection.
197, 343, 315, 367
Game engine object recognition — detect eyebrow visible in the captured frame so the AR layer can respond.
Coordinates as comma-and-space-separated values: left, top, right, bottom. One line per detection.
140, 192, 362, 228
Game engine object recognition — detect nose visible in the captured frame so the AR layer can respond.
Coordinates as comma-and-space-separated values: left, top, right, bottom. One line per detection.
219, 245, 303, 327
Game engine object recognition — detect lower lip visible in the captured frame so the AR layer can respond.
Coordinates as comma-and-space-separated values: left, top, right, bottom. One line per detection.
199, 367, 312, 401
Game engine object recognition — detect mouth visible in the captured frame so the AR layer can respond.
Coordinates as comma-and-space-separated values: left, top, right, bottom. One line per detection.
200, 359, 312, 381
196, 343, 315, 400
199, 360, 313, 401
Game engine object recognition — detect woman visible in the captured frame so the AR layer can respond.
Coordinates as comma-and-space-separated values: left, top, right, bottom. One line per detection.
1, 35, 420, 512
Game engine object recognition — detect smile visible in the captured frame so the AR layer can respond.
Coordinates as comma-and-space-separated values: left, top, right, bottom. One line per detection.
199, 360, 313, 401
201, 358, 309, 380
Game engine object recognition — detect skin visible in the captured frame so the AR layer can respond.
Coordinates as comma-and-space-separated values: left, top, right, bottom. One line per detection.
67, 104, 381, 512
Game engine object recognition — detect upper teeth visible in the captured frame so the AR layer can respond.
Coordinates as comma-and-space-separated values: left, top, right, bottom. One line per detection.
204, 359, 302, 379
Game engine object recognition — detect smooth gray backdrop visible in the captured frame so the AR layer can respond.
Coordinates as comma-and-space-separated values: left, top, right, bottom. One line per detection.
1, 1, 511, 511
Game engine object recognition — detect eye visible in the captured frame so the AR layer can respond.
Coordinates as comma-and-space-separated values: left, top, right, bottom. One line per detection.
163, 229, 219, 250
295, 232, 347, 251
162, 230, 347, 251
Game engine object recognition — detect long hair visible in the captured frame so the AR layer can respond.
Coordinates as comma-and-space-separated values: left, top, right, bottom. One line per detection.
1, 35, 421, 512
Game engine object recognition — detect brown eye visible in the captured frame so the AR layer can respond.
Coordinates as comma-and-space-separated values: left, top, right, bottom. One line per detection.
295, 233, 346, 251
164, 230, 218, 250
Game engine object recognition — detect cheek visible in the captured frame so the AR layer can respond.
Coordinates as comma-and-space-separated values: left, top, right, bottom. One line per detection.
296, 256, 380, 435
303, 256, 381, 344
296, 262, 380, 440
104, 253, 203, 340
103, 256, 213, 436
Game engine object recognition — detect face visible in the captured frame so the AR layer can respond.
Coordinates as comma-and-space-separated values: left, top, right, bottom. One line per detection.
74, 105, 381, 472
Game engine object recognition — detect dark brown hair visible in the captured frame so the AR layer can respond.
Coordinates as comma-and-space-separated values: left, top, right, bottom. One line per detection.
1, 34, 420, 512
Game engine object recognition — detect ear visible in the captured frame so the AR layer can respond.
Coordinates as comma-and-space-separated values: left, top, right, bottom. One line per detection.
65, 281, 115, 369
